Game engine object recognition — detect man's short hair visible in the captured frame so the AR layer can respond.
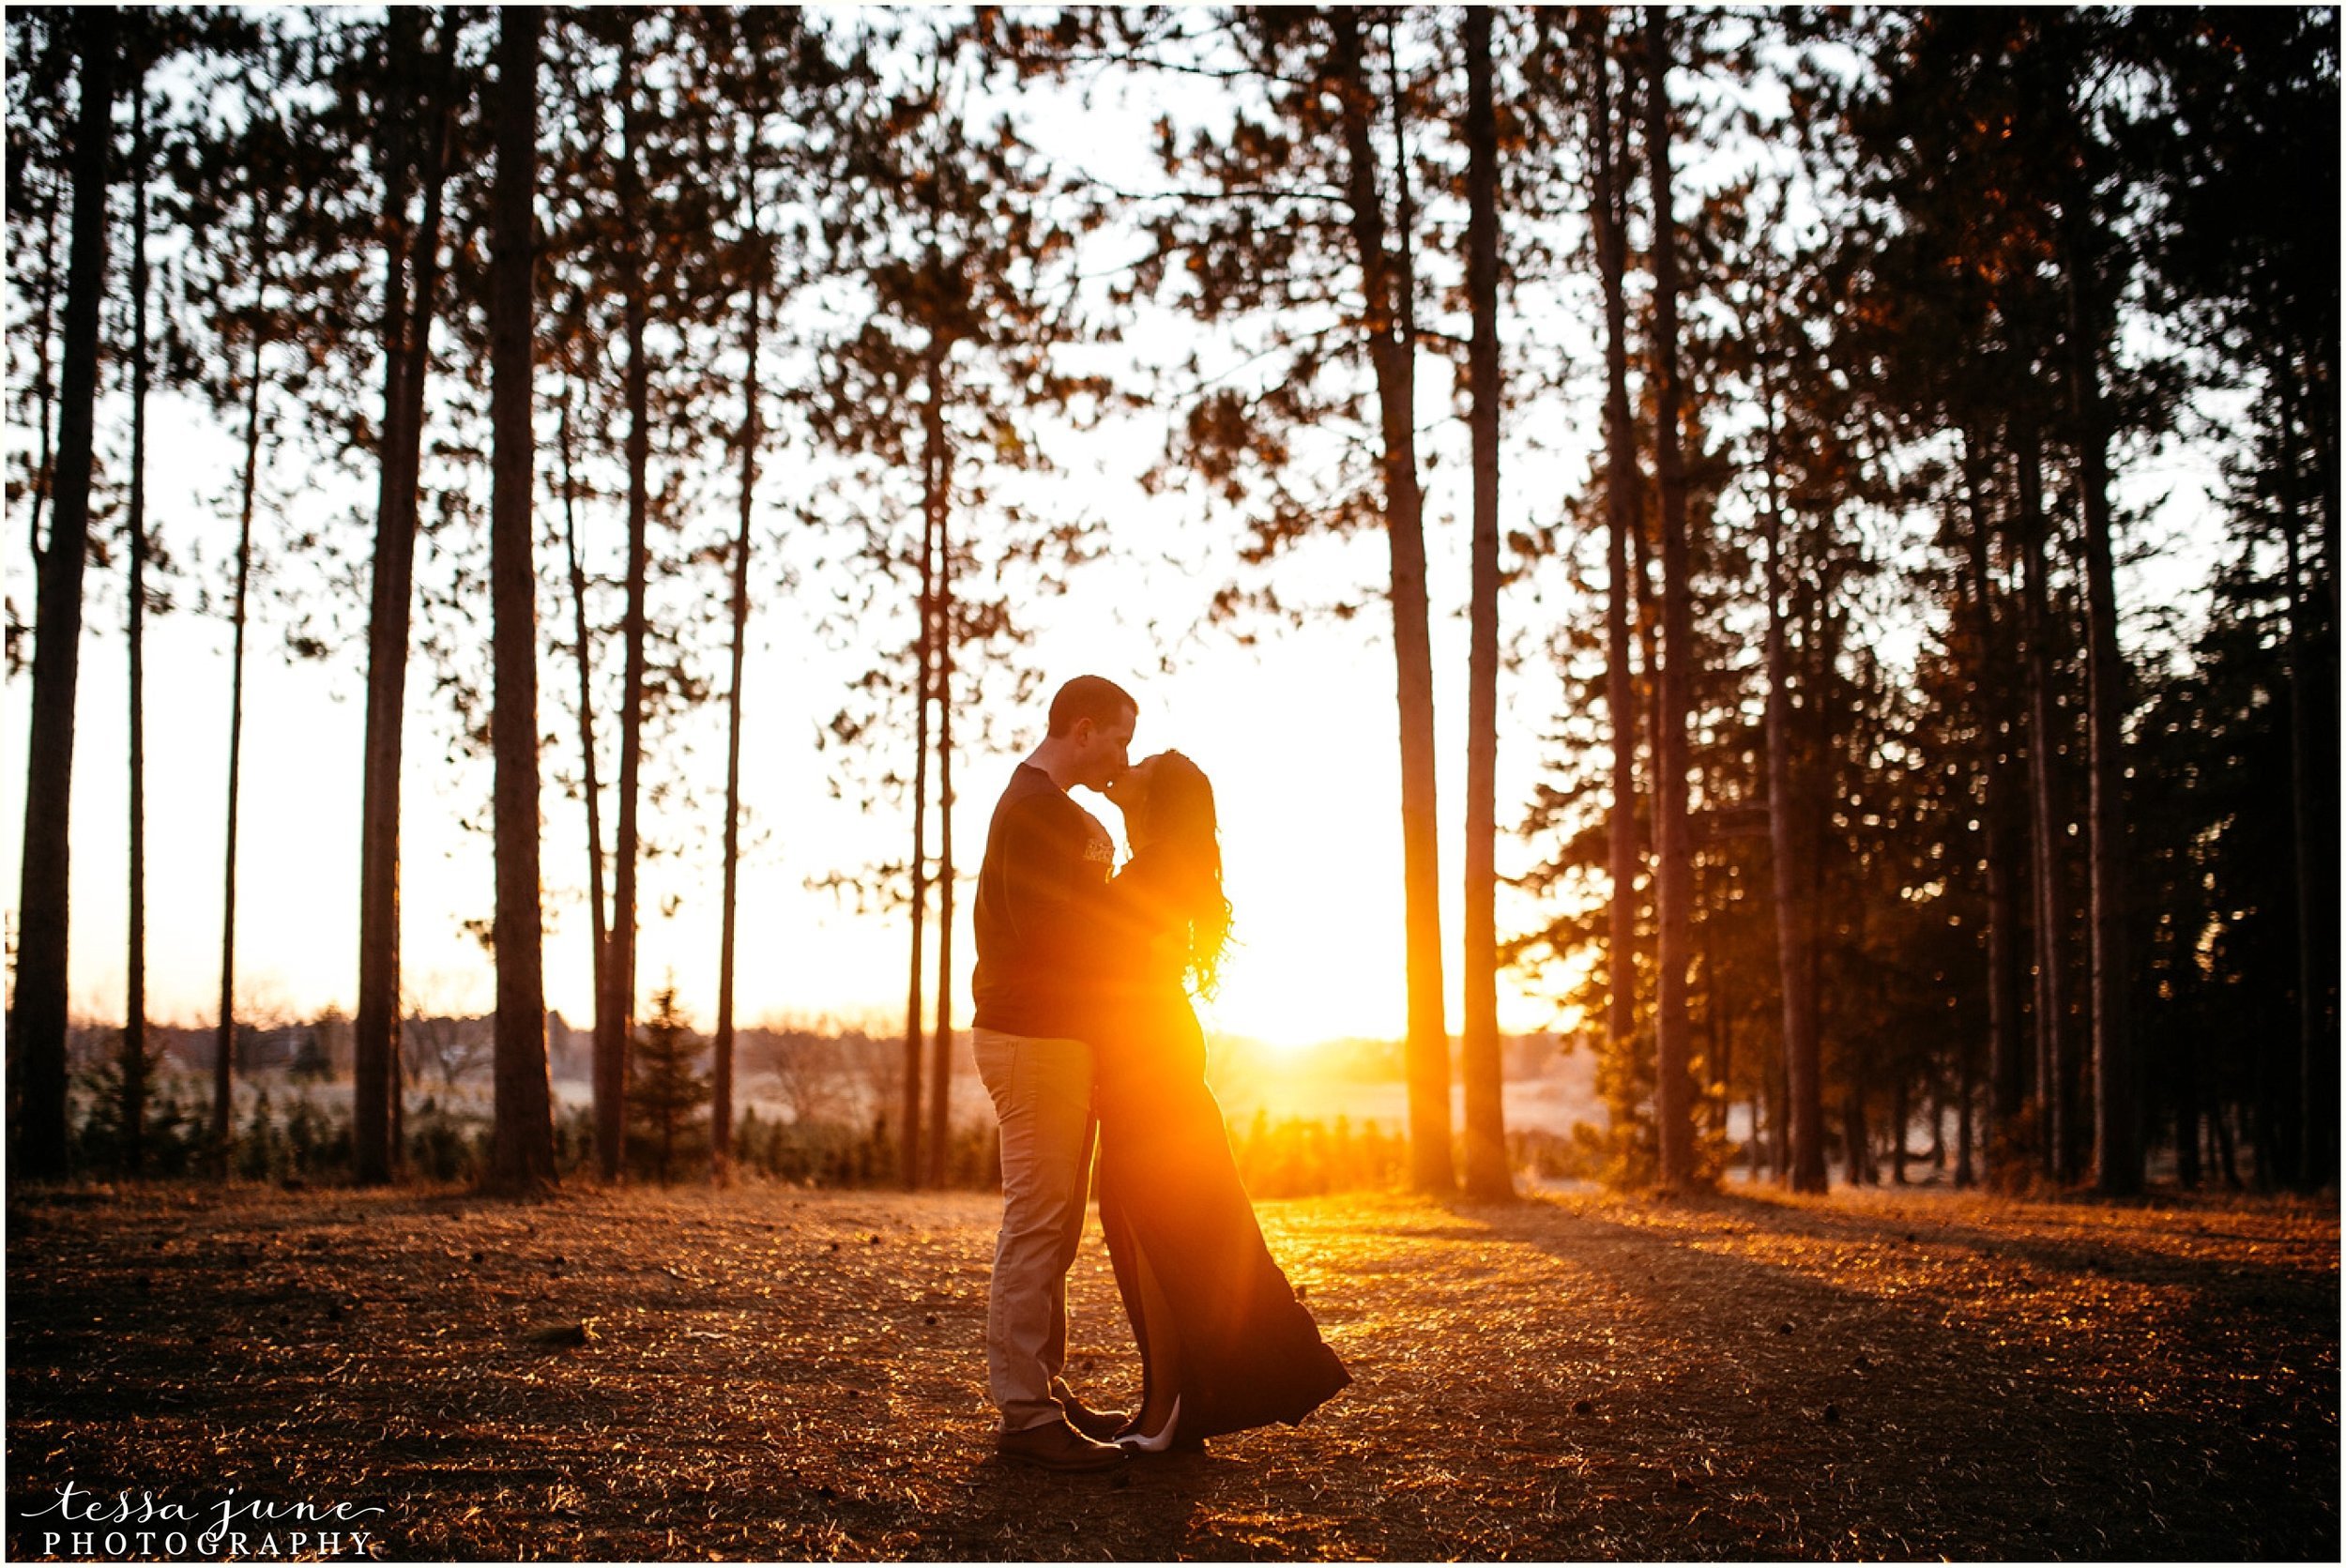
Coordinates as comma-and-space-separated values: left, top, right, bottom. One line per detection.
1047, 675, 1137, 738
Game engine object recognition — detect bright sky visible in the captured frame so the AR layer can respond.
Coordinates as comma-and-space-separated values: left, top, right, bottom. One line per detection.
1, 373, 1576, 1048
2, 18, 2234, 1052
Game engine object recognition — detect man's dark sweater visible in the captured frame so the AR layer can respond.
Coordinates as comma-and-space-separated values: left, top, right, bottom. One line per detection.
971, 764, 1118, 1040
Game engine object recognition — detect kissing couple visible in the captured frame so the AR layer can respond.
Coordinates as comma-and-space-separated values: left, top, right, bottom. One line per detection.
968, 675, 1351, 1471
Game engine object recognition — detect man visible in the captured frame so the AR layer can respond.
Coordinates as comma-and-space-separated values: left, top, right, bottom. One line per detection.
969, 675, 1138, 1472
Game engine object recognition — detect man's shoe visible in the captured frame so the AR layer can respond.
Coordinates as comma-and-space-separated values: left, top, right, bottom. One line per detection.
996, 1418, 1129, 1473
1050, 1378, 1132, 1443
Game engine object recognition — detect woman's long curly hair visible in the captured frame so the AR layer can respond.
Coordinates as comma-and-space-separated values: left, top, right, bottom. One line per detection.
1143, 751, 1234, 998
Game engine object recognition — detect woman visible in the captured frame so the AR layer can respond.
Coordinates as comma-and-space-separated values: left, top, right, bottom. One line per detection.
1093, 751, 1350, 1452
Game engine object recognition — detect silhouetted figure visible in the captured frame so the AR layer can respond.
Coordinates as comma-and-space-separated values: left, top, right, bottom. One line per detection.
1094, 751, 1350, 1450
969, 675, 1139, 1473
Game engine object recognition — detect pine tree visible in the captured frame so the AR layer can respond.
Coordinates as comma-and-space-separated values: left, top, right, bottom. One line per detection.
13, 8, 117, 1180
1457, 5, 1513, 1203
630, 985, 711, 1184
485, 3, 556, 1195
1639, 7, 1700, 1191
119, 75, 158, 1174
1581, 7, 1654, 1184
354, 7, 460, 1183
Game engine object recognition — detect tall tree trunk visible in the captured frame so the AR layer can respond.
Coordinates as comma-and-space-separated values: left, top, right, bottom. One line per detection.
2064, 245, 2140, 1197
123, 87, 154, 1176
1706, 912, 1729, 1141
896, 638, 924, 1187
486, 3, 555, 1195
2278, 376, 2336, 1193
900, 402, 934, 1190
1775, 1053, 1791, 1179
1458, 7, 1510, 1201
353, 8, 419, 1182
1641, 7, 1699, 1190
1330, 9, 1451, 1193
1891, 1073, 1909, 1185
556, 386, 607, 1095
13, 8, 116, 1181
1631, 500, 1669, 1173
925, 351, 958, 1189
390, 48, 451, 1171
215, 189, 271, 1161
1957, 1045, 1975, 1188
1757, 358, 1826, 1194
354, 8, 450, 1182
1962, 436, 2022, 1176
1802, 559, 1841, 1180
1932, 1079, 1949, 1173
1588, 14, 1644, 1101
1843, 1084, 1871, 1187
602, 41, 650, 1181
2017, 421, 2071, 1182
2312, 374, 2342, 1188
714, 230, 762, 1179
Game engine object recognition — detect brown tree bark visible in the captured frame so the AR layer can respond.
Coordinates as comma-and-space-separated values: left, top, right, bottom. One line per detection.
1587, 12, 1644, 1108
556, 387, 608, 1102
2016, 421, 2072, 1182
1459, 7, 1511, 1201
1891, 1074, 1910, 1185
354, 8, 451, 1182
216, 272, 266, 1149
1962, 436, 2023, 1180
1701, 903, 1726, 1140
714, 221, 763, 1179
2277, 373, 2337, 1193
123, 86, 154, 1175
1640, 7, 1699, 1190
2064, 243, 2140, 1197
353, 8, 420, 1183
1329, 9, 1452, 1193
900, 414, 934, 1189
602, 33, 651, 1181
215, 190, 271, 1161
13, 8, 116, 1180
1754, 328, 1827, 1195
486, 3, 556, 1195
925, 351, 958, 1189
1844, 1079, 1873, 1187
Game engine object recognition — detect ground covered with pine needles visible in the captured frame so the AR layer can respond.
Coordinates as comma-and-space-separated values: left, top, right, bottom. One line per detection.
6, 1177, 2338, 1560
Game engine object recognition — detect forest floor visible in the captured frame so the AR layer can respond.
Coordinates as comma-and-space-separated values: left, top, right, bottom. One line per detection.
6, 1177, 2338, 1562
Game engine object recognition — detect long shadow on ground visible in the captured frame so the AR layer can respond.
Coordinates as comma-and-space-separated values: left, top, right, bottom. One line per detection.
5, 1180, 2337, 1560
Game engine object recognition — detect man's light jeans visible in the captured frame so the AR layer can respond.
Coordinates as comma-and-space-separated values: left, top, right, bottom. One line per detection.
972, 1026, 1097, 1434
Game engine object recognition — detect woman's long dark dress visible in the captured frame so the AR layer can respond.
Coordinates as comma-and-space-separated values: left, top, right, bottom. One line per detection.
1093, 850, 1350, 1441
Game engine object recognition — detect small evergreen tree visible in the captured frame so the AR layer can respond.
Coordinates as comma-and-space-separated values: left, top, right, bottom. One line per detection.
628, 985, 710, 1182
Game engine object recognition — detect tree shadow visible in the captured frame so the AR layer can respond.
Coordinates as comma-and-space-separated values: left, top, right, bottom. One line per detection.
1667, 1185, 2339, 1299
1439, 1195, 2338, 1560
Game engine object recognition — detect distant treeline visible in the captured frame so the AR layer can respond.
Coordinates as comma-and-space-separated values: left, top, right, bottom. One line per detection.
59, 1063, 1449, 1198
